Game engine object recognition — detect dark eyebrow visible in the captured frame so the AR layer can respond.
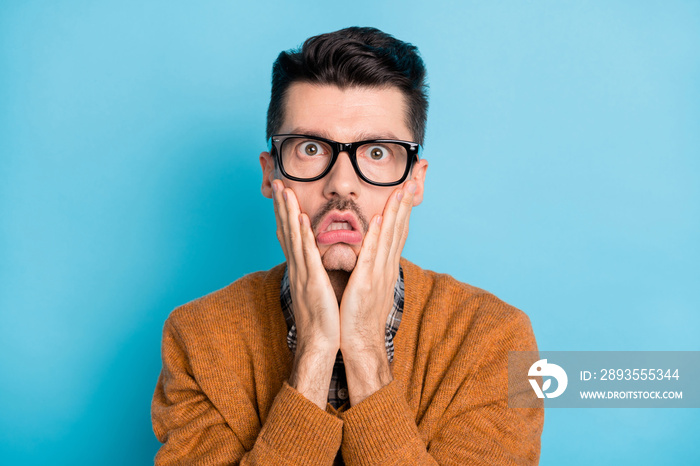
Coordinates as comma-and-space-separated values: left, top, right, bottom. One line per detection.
286, 128, 333, 139
355, 130, 401, 141
287, 127, 402, 142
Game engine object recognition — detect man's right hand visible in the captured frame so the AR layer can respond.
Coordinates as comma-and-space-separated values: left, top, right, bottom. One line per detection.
272, 180, 339, 409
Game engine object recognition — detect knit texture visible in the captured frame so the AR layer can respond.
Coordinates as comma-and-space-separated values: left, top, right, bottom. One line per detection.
152, 258, 543, 465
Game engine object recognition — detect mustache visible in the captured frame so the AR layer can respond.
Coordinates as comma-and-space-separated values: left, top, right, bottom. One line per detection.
311, 198, 369, 234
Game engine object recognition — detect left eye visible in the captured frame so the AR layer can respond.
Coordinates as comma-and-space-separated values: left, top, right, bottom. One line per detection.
366, 145, 388, 160
300, 141, 322, 156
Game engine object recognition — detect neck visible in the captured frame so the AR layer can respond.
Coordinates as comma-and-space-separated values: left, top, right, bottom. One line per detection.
326, 270, 350, 303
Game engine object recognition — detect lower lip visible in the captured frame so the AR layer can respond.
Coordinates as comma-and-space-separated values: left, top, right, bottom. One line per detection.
316, 230, 363, 245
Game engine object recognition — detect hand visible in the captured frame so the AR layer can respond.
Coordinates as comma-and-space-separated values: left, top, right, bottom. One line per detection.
272, 180, 340, 408
339, 181, 417, 405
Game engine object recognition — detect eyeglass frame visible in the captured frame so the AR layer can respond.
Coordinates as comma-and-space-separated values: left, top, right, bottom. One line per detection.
267, 133, 422, 187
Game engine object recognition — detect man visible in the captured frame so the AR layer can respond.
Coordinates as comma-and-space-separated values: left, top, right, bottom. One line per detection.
152, 27, 543, 465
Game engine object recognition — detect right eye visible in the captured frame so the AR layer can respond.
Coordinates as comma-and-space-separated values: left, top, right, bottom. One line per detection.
298, 141, 324, 156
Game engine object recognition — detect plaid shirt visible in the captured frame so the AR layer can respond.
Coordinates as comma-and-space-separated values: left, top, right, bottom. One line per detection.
280, 266, 404, 409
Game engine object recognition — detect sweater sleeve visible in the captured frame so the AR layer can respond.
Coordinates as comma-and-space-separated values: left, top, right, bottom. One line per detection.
151, 319, 343, 465
339, 310, 543, 466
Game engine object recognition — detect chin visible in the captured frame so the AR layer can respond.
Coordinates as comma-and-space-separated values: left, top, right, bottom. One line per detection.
321, 244, 358, 272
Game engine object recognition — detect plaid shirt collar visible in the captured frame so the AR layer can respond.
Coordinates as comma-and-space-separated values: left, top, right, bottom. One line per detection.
280, 266, 404, 361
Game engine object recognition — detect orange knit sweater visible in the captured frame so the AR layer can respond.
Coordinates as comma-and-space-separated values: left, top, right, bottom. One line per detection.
152, 258, 543, 465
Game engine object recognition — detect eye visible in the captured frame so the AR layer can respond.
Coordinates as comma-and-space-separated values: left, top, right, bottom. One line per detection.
299, 141, 323, 156
367, 145, 388, 160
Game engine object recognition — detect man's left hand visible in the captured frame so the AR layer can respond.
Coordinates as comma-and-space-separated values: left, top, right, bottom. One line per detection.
339, 181, 417, 405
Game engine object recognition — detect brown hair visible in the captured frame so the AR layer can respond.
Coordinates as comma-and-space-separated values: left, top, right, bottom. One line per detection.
266, 27, 429, 145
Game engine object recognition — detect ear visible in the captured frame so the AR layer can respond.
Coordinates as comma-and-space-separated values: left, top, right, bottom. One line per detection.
259, 151, 276, 198
409, 158, 428, 206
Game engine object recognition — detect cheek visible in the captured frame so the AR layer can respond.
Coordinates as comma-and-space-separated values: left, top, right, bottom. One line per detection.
284, 182, 317, 216
366, 194, 394, 219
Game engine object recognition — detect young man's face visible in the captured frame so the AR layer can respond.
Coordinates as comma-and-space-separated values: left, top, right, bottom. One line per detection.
260, 82, 428, 272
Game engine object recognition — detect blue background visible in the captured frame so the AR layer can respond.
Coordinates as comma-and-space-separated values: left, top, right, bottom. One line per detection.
1, 1, 698, 464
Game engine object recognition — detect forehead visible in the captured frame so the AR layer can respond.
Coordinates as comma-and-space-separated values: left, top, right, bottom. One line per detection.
280, 82, 412, 142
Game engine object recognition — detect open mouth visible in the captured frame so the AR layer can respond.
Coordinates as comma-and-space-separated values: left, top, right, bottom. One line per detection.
325, 221, 353, 232
316, 211, 363, 245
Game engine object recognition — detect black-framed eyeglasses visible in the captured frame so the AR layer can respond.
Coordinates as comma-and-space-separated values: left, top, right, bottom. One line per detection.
268, 134, 422, 187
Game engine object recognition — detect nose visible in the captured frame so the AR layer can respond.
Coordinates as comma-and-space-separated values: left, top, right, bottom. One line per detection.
322, 151, 361, 199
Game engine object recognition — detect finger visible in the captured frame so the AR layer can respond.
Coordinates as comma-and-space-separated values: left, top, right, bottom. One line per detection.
355, 214, 383, 274
374, 187, 403, 266
395, 199, 412, 256
389, 182, 416, 264
272, 180, 290, 258
377, 181, 414, 267
299, 212, 325, 275
282, 187, 307, 281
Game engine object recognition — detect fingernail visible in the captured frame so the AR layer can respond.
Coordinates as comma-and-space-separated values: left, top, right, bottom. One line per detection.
408, 183, 417, 194
299, 213, 304, 225
272, 182, 279, 193
397, 191, 404, 201
283, 191, 288, 201
376, 216, 382, 226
